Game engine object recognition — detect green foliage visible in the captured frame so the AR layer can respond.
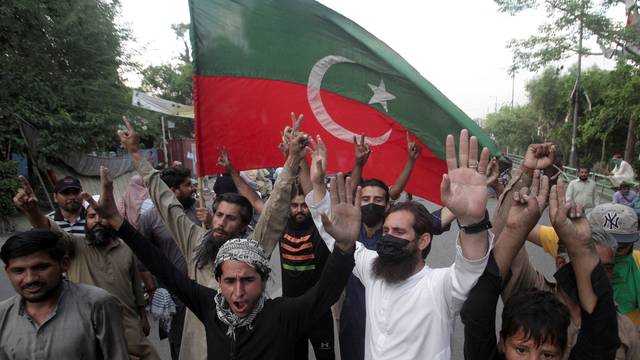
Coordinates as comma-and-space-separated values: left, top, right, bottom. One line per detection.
0, 161, 20, 219
485, 105, 541, 153
0, 0, 136, 163
138, 22, 195, 143
487, 63, 640, 164
495, 0, 636, 71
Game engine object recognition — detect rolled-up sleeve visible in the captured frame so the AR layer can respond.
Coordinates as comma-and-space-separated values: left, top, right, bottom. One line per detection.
253, 164, 298, 258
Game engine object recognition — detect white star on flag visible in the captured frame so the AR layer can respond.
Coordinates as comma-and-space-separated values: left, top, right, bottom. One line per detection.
368, 79, 396, 112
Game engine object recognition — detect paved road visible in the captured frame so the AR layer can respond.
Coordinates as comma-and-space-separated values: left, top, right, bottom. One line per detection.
0, 197, 557, 360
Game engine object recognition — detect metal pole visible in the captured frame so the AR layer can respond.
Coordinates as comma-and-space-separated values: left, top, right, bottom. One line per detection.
161, 115, 169, 168
511, 71, 515, 108
569, 4, 584, 168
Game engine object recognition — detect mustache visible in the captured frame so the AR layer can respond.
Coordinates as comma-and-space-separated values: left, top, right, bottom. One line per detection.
213, 227, 228, 237
21, 282, 45, 290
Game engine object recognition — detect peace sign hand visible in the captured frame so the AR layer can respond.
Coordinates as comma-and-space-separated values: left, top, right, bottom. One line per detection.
81, 167, 124, 230
354, 134, 371, 166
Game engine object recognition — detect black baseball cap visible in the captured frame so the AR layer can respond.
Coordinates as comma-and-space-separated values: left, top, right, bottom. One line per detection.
54, 176, 82, 193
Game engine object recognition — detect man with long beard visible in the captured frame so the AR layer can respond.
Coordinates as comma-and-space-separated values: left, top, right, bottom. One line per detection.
306, 129, 493, 359
118, 115, 311, 360
280, 183, 333, 359
13, 178, 159, 360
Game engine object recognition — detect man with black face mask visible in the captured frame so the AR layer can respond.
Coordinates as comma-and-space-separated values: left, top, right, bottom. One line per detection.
13, 178, 160, 360
280, 183, 333, 360
337, 178, 389, 360
308, 130, 492, 359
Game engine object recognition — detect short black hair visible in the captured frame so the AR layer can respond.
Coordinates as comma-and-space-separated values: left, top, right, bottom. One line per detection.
361, 178, 390, 204
161, 166, 192, 189
212, 193, 253, 226
0, 230, 67, 265
385, 201, 433, 258
501, 288, 570, 354
578, 164, 591, 172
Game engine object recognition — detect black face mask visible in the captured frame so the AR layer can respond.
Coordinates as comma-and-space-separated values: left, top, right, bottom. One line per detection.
376, 234, 411, 261
87, 224, 117, 246
361, 203, 386, 227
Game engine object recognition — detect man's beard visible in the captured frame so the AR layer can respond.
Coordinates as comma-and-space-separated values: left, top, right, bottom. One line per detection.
579, 176, 588, 181
86, 224, 118, 246
60, 201, 82, 213
178, 195, 196, 209
290, 212, 312, 228
372, 241, 420, 284
194, 228, 243, 269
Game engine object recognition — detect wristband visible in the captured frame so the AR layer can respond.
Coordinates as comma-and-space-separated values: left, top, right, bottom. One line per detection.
457, 210, 492, 234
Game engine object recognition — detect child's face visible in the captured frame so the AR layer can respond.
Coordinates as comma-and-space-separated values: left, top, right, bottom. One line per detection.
502, 329, 562, 360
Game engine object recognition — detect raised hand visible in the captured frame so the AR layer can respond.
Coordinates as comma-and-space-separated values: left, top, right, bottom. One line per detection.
287, 132, 310, 165
13, 176, 40, 215
354, 134, 371, 166
406, 131, 421, 160
216, 147, 234, 173
485, 157, 500, 186
440, 129, 491, 224
308, 135, 327, 186
81, 166, 124, 230
505, 170, 549, 234
320, 173, 361, 252
549, 178, 591, 246
522, 143, 556, 171
118, 115, 141, 154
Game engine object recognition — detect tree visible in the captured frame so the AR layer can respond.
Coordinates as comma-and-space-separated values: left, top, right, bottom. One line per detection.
495, 0, 634, 70
484, 105, 541, 153
0, 0, 135, 164
495, 0, 640, 163
138, 23, 195, 144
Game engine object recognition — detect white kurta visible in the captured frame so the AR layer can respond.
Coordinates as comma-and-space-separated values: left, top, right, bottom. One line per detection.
610, 160, 635, 187
305, 191, 492, 360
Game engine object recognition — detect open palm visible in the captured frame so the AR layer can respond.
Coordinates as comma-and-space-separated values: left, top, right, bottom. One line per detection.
321, 174, 361, 251
441, 130, 490, 223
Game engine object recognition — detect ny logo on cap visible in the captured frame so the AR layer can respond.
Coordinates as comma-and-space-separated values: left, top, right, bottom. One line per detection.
603, 212, 620, 230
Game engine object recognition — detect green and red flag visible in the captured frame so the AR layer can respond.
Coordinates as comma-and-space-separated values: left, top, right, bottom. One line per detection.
189, 0, 497, 204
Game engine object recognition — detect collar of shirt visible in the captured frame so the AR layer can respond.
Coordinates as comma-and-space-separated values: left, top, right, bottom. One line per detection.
18, 280, 69, 329
359, 223, 382, 250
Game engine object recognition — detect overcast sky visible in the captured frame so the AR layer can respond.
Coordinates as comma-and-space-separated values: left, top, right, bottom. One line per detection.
118, 0, 625, 119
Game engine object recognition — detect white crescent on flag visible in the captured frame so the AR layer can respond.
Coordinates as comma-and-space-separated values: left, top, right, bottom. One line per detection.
306, 55, 392, 146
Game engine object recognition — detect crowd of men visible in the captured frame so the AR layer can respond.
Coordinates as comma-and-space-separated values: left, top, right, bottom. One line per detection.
2, 115, 639, 359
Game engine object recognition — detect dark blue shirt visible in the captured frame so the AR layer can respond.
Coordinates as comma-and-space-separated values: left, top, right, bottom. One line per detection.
339, 224, 381, 360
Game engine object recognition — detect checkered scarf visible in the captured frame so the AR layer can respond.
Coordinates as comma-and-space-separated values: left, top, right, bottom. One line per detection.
213, 238, 271, 339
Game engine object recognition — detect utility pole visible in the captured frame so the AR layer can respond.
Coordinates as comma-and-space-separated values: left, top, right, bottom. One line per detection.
511, 70, 515, 108
569, 2, 584, 168
161, 115, 169, 168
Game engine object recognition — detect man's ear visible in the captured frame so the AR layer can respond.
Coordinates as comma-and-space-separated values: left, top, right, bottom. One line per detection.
418, 232, 432, 252
60, 256, 71, 273
555, 256, 566, 270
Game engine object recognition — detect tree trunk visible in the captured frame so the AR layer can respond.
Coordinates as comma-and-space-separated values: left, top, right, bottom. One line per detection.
624, 116, 637, 162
